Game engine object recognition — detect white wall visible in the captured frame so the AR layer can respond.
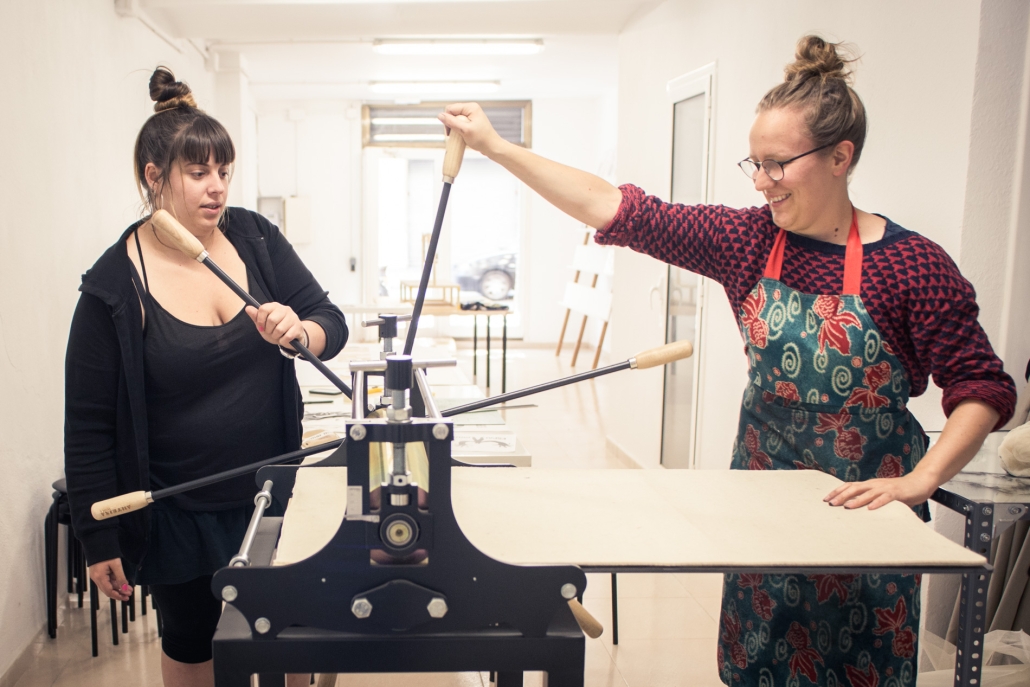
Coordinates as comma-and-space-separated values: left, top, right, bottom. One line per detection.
0, 0, 213, 679
256, 101, 365, 311
603, 0, 986, 470
522, 95, 618, 344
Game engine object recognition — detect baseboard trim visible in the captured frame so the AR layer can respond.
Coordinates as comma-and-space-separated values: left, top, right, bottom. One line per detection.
605, 437, 644, 469
0, 625, 46, 687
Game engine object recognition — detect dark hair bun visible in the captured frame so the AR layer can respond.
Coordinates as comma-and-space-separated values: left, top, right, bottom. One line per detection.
784, 35, 856, 84
149, 66, 197, 112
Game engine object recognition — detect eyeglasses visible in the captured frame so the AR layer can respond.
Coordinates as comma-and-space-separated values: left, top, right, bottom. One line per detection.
737, 143, 834, 182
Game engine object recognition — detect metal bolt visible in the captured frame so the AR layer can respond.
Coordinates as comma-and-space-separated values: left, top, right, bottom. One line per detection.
351, 598, 373, 619
560, 583, 577, 600
254, 618, 271, 634
433, 423, 450, 440
427, 598, 448, 618
349, 424, 367, 441
979, 533, 991, 543
1011, 506, 1024, 515
982, 506, 992, 516
221, 585, 238, 602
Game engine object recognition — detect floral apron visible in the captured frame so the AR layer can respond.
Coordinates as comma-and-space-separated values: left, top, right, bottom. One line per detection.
718, 212, 927, 687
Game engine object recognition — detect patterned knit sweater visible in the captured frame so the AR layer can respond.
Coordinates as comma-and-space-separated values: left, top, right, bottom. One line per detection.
595, 184, 1016, 427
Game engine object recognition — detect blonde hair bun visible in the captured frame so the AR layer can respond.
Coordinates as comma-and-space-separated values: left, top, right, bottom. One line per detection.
149, 66, 197, 113
784, 35, 856, 84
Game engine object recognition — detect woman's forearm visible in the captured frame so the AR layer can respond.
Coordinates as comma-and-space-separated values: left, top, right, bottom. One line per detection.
912, 398, 1000, 488
486, 139, 623, 229
301, 320, 326, 358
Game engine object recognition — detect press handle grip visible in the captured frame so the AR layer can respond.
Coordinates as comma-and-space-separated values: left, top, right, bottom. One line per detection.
442, 129, 467, 183
632, 340, 694, 370
91, 491, 151, 521
567, 599, 604, 638
151, 209, 206, 261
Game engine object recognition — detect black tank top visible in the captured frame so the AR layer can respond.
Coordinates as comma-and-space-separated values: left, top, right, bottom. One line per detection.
130, 230, 286, 510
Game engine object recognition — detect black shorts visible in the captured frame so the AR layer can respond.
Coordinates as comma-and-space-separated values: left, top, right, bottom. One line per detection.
149, 575, 222, 663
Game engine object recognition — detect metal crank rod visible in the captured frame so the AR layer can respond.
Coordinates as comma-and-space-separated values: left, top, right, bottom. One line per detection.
442, 340, 695, 417
229, 480, 274, 567
90, 439, 343, 521
150, 210, 352, 398
402, 129, 466, 355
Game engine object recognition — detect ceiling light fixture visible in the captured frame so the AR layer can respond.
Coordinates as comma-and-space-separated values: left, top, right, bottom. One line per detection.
369, 81, 501, 95
372, 39, 543, 56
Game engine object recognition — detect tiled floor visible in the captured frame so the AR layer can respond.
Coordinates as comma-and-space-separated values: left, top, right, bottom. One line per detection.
16, 343, 726, 687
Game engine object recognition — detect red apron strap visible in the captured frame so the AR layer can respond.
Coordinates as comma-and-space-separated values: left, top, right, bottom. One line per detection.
842, 208, 862, 296
763, 229, 788, 280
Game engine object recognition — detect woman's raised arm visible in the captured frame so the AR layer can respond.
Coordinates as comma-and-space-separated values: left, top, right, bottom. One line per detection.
439, 103, 623, 229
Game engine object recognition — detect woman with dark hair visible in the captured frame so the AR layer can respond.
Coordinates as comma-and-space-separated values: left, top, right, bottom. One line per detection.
65, 67, 347, 687
440, 36, 1015, 686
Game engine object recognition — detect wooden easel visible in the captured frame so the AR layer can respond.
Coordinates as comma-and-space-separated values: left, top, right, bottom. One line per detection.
555, 232, 613, 370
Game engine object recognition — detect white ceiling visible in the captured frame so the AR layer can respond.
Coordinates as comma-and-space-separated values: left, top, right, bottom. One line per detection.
138, 0, 657, 101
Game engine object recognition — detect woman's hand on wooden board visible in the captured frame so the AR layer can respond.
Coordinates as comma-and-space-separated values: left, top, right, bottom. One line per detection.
89, 558, 132, 601
823, 471, 938, 510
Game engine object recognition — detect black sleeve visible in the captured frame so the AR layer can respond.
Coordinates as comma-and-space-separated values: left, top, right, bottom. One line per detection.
64, 293, 123, 564
255, 212, 349, 359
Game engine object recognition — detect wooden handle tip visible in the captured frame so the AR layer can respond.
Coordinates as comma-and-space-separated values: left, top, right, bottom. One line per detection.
567, 599, 604, 638
632, 340, 694, 370
91, 491, 151, 520
151, 209, 207, 261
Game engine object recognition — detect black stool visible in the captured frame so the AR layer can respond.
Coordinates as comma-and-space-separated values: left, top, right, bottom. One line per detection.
45, 479, 156, 656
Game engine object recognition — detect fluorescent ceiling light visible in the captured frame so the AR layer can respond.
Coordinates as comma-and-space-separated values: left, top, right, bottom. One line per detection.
371, 117, 442, 126
369, 81, 500, 95
373, 39, 543, 56
373, 134, 447, 142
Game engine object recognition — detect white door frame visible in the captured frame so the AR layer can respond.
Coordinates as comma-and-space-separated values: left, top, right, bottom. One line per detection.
665, 62, 716, 469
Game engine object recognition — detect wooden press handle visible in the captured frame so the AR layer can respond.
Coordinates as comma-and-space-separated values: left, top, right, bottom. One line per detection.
632, 340, 694, 370
442, 129, 467, 183
91, 491, 152, 521
567, 599, 604, 638
151, 209, 207, 261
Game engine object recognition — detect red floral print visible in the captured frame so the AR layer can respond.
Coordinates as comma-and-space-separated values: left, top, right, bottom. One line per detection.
814, 413, 867, 461
845, 361, 892, 409
744, 425, 772, 470
720, 608, 748, 669
813, 295, 862, 356
741, 285, 769, 348
876, 455, 904, 479
809, 574, 857, 607
775, 381, 801, 402
845, 663, 880, 687
737, 574, 776, 620
872, 597, 916, 659
785, 622, 824, 682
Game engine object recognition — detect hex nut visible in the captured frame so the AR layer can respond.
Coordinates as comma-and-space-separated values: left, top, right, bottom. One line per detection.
351, 597, 373, 619
427, 598, 448, 618
349, 425, 367, 441
254, 617, 271, 634
432, 424, 450, 440
560, 583, 578, 600
221, 585, 238, 602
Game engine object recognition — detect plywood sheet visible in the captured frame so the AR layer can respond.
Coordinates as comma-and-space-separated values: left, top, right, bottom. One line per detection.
274, 467, 985, 570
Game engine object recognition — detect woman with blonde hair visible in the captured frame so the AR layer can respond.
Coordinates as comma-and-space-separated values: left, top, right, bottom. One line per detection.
440, 36, 1015, 685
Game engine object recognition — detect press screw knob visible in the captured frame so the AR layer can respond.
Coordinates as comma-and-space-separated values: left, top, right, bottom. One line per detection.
433, 423, 450, 440
221, 585, 238, 602
349, 425, 367, 441
427, 598, 448, 618
561, 583, 577, 600
351, 598, 373, 619
254, 617, 271, 634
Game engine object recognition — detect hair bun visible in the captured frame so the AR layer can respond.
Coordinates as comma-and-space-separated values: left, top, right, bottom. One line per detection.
149, 66, 197, 113
784, 35, 856, 84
